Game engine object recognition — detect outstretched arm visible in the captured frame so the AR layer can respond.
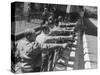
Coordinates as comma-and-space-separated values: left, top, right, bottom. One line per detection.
40, 43, 68, 49
46, 35, 73, 40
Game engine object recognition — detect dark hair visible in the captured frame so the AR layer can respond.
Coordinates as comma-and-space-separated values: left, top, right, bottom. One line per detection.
42, 26, 50, 34
24, 29, 36, 42
24, 31, 33, 37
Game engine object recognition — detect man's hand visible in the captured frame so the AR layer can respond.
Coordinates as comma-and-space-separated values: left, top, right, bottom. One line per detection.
63, 43, 68, 48
32, 42, 40, 49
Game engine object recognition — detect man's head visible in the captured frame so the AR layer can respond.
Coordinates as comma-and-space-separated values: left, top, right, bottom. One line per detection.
42, 26, 50, 34
58, 16, 62, 21
48, 16, 55, 28
48, 16, 53, 23
24, 29, 36, 42
44, 8, 48, 13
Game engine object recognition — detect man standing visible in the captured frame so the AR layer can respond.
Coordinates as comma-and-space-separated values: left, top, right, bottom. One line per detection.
41, 8, 50, 25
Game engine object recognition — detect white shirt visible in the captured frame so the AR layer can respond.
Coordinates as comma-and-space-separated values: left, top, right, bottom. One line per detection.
35, 31, 48, 44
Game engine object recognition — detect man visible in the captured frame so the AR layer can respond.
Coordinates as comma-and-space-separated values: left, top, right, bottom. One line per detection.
35, 26, 50, 71
15, 29, 42, 73
57, 16, 63, 26
47, 16, 55, 29
41, 8, 50, 25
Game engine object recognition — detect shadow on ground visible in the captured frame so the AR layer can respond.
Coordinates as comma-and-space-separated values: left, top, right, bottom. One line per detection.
83, 18, 97, 36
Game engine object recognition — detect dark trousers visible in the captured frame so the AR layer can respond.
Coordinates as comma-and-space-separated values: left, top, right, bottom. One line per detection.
41, 51, 55, 72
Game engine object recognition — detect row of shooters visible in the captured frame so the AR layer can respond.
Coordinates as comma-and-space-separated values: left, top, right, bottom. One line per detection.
41, 17, 79, 71
14, 9, 79, 73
